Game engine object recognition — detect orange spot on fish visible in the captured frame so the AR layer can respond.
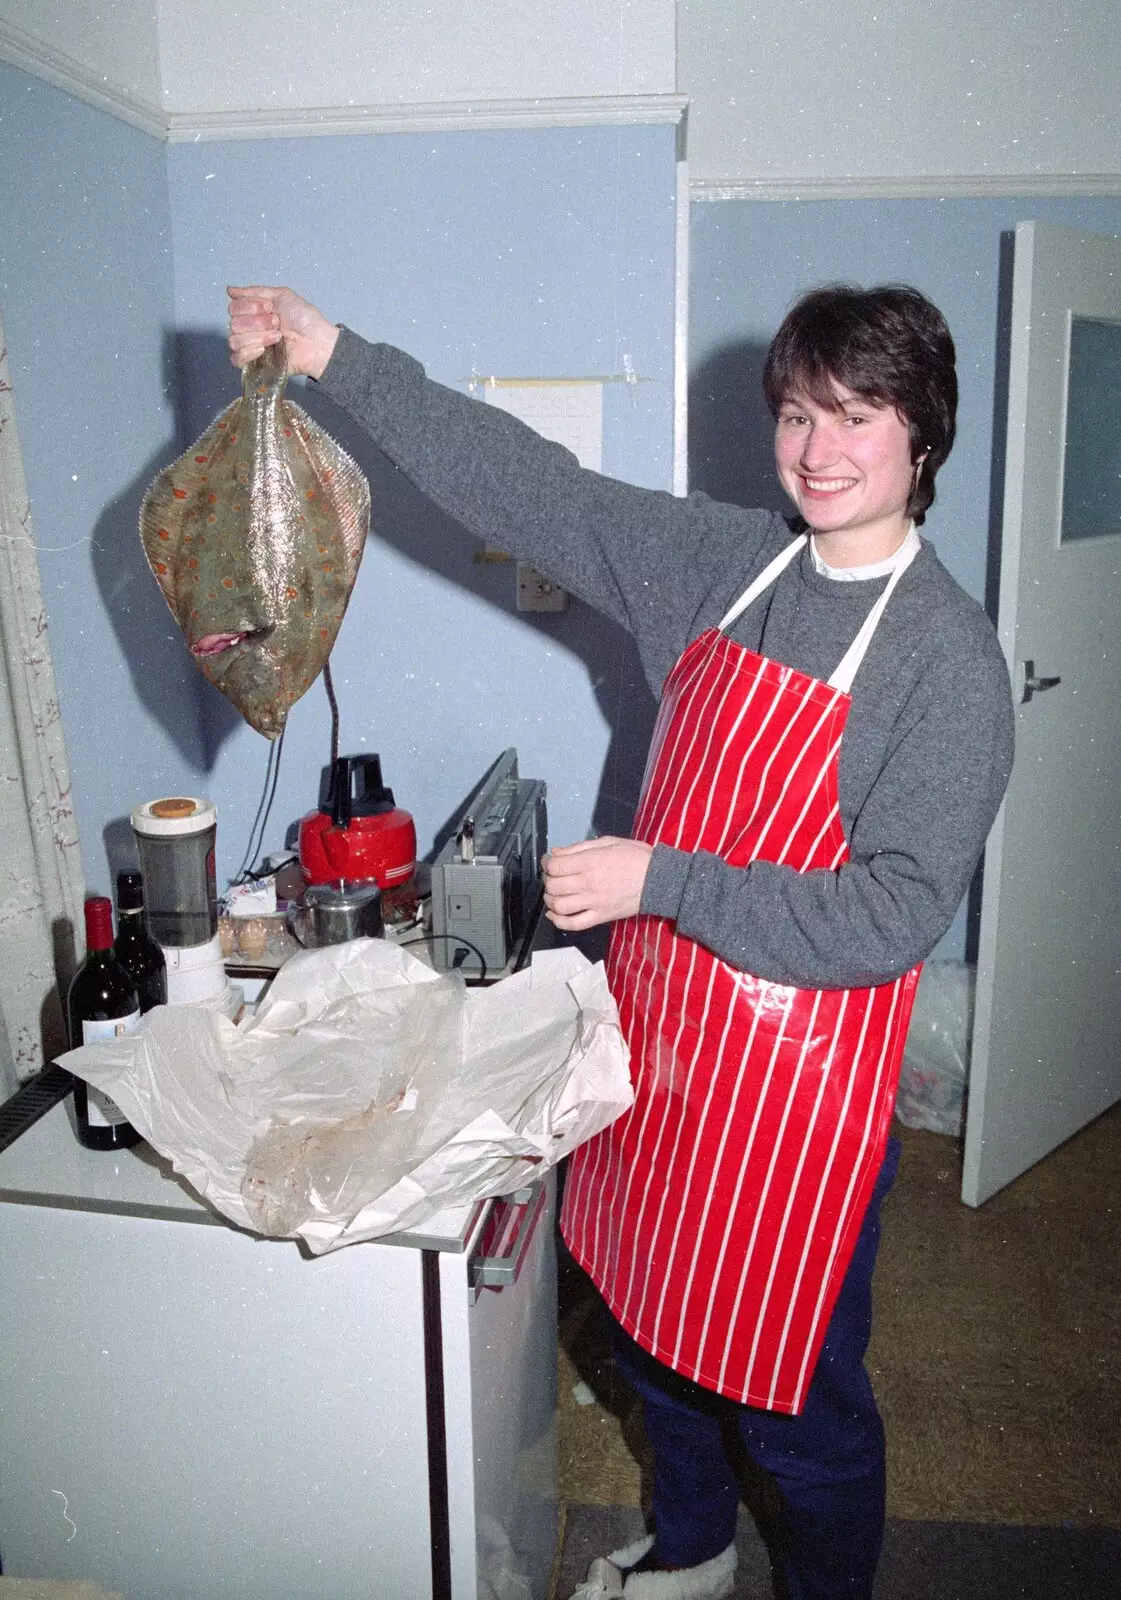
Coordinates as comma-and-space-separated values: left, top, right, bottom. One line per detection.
157, 529, 170, 541
194, 455, 208, 464
222, 577, 234, 589
306, 488, 317, 500
321, 563, 334, 573
285, 586, 299, 598
188, 557, 199, 569
208, 493, 217, 504
217, 420, 228, 429
320, 628, 329, 639
283, 428, 292, 437
173, 488, 187, 499
155, 562, 168, 573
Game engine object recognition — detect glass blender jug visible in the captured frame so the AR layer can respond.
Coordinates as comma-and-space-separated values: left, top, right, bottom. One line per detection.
131, 798, 232, 1010
131, 797, 218, 946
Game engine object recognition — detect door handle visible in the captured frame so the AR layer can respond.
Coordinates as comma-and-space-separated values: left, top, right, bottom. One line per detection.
1018, 659, 1061, 704
467, 1181, 546, 1302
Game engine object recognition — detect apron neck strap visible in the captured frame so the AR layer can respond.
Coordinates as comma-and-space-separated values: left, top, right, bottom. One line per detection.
826, 532, 919, 692
717, 535, 807, 632
715, 527, 920, 696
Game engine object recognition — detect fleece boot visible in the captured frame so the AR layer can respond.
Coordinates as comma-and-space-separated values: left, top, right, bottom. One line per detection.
569, 1533, 737, 1599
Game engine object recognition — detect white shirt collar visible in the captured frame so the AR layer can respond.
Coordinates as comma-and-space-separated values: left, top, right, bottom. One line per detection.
810, 523, 921, 582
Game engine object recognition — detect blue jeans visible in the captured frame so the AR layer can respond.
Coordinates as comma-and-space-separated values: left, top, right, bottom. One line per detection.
611, 1137, 901, 1600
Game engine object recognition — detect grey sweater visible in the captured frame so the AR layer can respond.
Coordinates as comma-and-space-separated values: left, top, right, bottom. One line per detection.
317, 329, 1015, 991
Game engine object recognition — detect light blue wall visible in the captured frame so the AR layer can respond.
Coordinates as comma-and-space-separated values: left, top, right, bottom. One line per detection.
689, 194, 1121, 959
0, 64, 205, 896
690, 195, 1121, 601
1, 77, 678, 894
9, 54, 1117, 949
166, 125, 679, 883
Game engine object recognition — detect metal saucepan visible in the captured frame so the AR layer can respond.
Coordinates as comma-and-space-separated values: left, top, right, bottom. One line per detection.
287, 879, 384, 948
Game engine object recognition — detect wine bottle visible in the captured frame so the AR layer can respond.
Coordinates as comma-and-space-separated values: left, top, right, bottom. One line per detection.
114, 870, 167, 1011
67, 896, 142, 1150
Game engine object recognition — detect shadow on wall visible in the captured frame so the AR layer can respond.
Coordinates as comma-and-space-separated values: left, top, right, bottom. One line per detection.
88, 328, 242, 785
689, 339, 787, 514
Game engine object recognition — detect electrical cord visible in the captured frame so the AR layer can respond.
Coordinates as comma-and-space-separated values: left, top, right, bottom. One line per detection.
231, 654, 336, 892
323, 659, 340, 771
398, 931, 488, 983
230, 726, 286, 885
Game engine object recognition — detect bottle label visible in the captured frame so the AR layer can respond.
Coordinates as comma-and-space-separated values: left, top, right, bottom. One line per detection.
80, 1012, 140, 1126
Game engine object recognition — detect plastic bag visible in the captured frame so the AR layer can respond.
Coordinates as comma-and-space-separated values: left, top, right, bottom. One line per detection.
58, 941, 632, 1253
895, 959, 975, 1136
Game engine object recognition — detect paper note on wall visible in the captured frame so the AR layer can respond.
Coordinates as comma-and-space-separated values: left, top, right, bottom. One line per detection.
480, 382, 603, 609
483, 382, 603, 471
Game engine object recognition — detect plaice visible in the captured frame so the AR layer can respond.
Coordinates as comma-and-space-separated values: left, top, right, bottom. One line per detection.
140, 339, 370, 739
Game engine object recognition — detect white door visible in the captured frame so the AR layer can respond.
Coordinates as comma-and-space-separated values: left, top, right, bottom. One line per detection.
963, 221, 1121, 1207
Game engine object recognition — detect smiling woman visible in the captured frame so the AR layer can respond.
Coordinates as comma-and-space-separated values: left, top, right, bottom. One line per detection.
763, 283, 958, 567
225, 279, 1013, 1600
774, 387, 917, 562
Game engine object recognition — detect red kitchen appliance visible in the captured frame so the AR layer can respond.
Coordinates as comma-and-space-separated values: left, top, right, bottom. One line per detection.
298, 754, 417, 891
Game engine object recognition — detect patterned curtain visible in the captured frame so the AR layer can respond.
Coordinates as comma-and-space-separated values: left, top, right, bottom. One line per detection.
0, 306, 86, 1096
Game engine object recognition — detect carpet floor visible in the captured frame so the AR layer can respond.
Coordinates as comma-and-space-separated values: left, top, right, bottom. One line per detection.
553, 1107, 1121, 1596
551, 1503, 1121, 1600
557, 1110, 1121, 1525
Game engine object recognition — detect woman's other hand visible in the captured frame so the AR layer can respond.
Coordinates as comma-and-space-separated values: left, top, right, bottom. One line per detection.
542, 837, 654, 930
227, 285, 340, 379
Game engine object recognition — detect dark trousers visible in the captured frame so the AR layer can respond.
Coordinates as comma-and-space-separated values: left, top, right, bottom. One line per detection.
611, 1137, 901, 1600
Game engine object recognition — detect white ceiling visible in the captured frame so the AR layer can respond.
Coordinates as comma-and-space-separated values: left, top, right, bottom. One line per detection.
158, 0, 676, 113
1, 0, 1118, 195
679, 0, 1121, 195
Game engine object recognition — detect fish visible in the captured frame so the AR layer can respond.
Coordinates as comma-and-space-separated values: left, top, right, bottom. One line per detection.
140, 338, 370, 739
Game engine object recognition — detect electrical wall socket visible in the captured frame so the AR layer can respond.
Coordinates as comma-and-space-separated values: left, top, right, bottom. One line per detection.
516, 563, 568, 612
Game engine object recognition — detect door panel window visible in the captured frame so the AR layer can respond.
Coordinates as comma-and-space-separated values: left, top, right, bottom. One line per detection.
1061, 315, 1121, 543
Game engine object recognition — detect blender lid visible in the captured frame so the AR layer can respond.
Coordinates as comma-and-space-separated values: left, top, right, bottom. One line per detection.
318, 754, 397, 821
131, 796, 218, 837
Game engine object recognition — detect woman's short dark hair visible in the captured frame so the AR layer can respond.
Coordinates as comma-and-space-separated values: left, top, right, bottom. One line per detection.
761, 284, 957, 524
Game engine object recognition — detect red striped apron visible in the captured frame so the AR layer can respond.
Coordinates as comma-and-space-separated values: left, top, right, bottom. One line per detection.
561, 535, 922, 1416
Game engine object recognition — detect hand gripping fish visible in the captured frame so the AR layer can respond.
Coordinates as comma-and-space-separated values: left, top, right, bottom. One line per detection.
140, 338, 370, 739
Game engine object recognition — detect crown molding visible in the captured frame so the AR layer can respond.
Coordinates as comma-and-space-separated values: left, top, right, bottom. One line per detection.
164, 93, 689, 143
692, 172, 1121, 202
0, 34, 688, 145
6, 34, 1111, 206
0, 18, 167, 138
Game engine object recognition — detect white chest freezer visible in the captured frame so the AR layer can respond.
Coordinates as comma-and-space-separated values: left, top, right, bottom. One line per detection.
0, 1096, 558, 1600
